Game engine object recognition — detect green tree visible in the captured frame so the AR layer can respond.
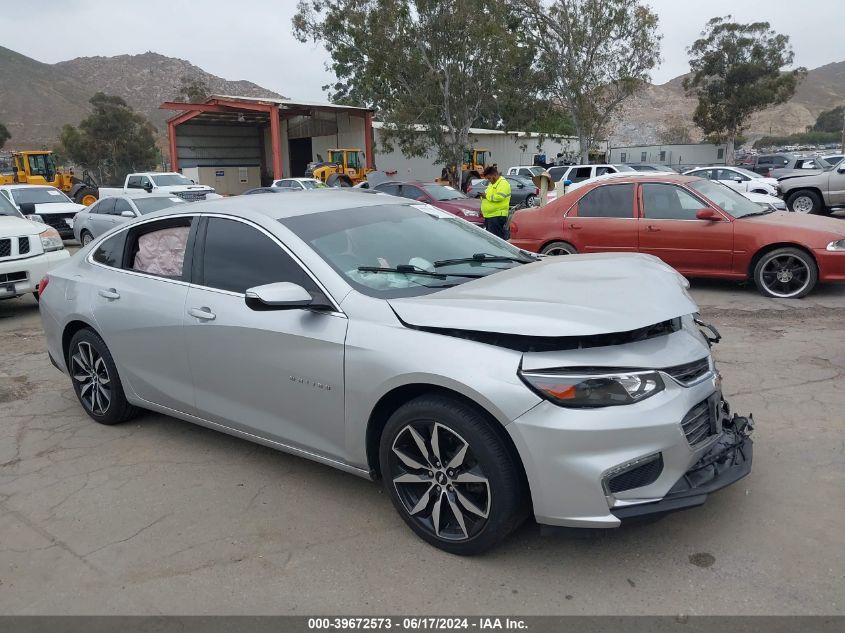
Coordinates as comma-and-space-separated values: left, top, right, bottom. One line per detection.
521, 0, 662, 163
813, 106, 845, 133
0, 122, 10, 149
59, 93, 158, 184
293, 0, 537, 186
178, 76, 211, 103
684, 17, 805, 164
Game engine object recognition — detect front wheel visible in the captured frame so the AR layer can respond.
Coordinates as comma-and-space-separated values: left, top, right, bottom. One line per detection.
80, 230, 94, 246
786, 190, 826, 215
753, 247, 818, 299
379, 395, 526, 555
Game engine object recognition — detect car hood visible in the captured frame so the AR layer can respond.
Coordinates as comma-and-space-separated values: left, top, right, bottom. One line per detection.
777, 170, 827, 182
388, 253, 697, 337
739, 211, 845, 236
435, 199, 482, 213
31, 202, 85, 213
0, 216, 44, 237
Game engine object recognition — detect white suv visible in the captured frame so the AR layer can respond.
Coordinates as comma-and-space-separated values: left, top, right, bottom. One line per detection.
547, 163, 634, 183
0, 193, 70, 301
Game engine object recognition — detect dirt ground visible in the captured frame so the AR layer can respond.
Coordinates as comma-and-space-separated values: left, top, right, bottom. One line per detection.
0, 274, 843, 615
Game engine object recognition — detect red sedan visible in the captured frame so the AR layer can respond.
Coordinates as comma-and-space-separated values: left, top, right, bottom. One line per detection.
373, 181, 484, 225
509, 174, 845, 298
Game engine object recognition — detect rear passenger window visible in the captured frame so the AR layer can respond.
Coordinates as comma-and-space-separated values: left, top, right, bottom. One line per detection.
91, 232, 127, 268
576, 184, 634, 218
200, 218, 318, 295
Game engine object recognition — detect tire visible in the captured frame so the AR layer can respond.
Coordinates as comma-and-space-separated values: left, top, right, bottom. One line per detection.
752, 247, 818, 299
80, 230, 94, 246
75, 187, 99, 206
68, 329, 139, 425
524, 194, 538, 208
541, 241, 577, 256
379, 394, 526, 555
32, 292, 39, 303
786, 190, 826, 215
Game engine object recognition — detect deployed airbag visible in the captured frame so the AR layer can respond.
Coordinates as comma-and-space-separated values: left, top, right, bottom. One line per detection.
133, 226, 190, 277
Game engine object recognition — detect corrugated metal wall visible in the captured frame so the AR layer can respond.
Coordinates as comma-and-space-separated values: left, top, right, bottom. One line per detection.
176, 124, 263, 168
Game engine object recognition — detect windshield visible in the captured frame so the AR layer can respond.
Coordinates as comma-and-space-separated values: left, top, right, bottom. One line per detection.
422, 184, 467, 201
301, 180, 327, 189
688, 179, 766, 217
10, 187, 72, 205
151, 174, 194, 186
614, 164, 636, 172
280, 204, 531, 298
0, 193, 23, 217
133, 196, 187, 214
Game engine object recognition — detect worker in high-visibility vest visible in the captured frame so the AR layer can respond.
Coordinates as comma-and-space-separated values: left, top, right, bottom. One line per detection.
478, 165, 511, 239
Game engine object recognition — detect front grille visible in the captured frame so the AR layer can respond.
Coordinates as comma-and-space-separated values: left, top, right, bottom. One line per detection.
0, 271, 27, 283
42, 212, 76, 232
606, 454, 664, 493
665, 357, 711, 385
18, 237, 30, 255
174, 191, 207, 202
0, 239, 9, 257
682, 396, 718, 446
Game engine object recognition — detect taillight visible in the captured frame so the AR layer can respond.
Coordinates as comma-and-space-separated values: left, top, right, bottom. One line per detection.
38, 276, 49, 296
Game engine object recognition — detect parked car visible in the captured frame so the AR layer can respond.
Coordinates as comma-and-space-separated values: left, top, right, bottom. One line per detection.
742, 190, 787, 211
0, 184, 86, 240
682, 166, 779, 196
466, 175, 540, 207
99, 172, 222, 202
778, 158, 845, 215
822, 154, 844, 166
505, 166, 546, 177
72, 194, 187, 245
546, 163, 634, 183
39, 189, 753, 554
749, 154, 792, 177
374, 181, 483, 224
0, 192, 70, 300
770, 155, 832, 179
270, 177, 328, 190
509, 174, 845, 298
243, 187, 291, 195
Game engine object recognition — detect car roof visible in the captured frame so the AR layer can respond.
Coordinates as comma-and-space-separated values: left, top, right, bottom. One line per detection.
208, 188, 396, 218
0, 184, 60, 190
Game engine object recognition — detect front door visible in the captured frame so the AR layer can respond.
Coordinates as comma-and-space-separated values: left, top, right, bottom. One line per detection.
184, 216, 348, 461
637, 183, 734, 274
565, 183, 638, 253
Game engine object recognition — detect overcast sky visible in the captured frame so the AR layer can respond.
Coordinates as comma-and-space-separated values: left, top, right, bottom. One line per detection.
2, 0, 841, 101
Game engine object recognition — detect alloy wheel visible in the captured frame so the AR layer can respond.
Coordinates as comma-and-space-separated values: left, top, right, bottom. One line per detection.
389, 422, 491, 541
81, 232, 93, 246
71, 341, 112, 415
759, 253, 811, 298
792, 195, 814, 214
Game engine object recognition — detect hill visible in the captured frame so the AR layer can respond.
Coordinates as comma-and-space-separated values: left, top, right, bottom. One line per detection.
0, 47, 281, 149
611, 60, 845, 146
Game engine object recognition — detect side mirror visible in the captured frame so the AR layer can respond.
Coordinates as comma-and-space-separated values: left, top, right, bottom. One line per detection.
696, 209, 722, 221
839, 163, 845, 173
245, 282, 314, 311
19, 202, 36, 215
732, 177, 743, 183
120, 210, 136, 218
143, 183, 153, 193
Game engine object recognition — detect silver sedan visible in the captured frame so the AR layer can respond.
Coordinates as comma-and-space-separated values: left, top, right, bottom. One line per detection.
73, 194, 187, 245
39, 190, 753, 554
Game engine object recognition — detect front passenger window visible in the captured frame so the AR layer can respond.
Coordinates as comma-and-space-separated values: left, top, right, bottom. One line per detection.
200, 218, 318, 295
641, 184, 704, 220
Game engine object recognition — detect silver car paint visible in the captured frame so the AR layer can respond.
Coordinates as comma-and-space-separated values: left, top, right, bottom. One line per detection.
40, 191, 721, 527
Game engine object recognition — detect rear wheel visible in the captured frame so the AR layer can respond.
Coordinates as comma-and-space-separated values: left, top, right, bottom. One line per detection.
68, 329, 139, 425
379, 394, 525, 555
80, 230, 94, 246
753, 247, 817, 299
541, 241, 576, 256
786, 190, 825, 215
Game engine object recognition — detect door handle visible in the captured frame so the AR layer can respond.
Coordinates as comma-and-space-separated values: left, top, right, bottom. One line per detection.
189, 307, 216, 321
647, 225, 661, 232
98, 288, 120, 300
568, 223, 582, 230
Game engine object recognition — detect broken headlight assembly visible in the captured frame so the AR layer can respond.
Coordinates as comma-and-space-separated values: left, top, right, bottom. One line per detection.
519, 368, 664, 408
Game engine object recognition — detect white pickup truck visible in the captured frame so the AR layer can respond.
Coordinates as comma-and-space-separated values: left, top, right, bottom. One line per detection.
99, 172, 222, 202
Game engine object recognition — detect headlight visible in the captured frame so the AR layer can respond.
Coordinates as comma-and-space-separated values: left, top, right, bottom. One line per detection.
826, 239, 845, 251
519, 368, 665, 408
39, 226, 64, 252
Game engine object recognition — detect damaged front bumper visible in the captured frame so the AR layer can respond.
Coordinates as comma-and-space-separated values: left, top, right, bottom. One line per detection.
611, 413, 754, 520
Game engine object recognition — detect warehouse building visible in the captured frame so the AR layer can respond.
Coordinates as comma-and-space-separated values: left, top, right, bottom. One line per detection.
608, 142, 728, 170
160, 95, 374, 194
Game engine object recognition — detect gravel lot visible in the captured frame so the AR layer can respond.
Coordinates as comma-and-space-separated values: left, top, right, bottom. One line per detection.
1, 267, 843, 615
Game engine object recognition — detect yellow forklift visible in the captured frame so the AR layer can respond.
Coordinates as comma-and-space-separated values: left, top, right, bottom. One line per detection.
0, 150, 99, 205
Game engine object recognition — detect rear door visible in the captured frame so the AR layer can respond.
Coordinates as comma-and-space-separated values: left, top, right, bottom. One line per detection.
565, 183, 637, 253
87, 198, 116, 237
184, 216, 348, 460
112, 197, 137, 228
714, 169, 747, 192
637, 183, 734, 274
